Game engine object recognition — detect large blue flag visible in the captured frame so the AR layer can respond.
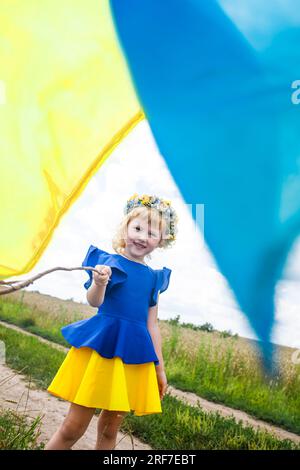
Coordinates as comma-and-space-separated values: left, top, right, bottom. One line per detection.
110, 0, 300, 373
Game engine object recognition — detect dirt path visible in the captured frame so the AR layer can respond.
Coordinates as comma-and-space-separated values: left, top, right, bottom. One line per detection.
0, 361, 151, 450
1, 320, 299, 446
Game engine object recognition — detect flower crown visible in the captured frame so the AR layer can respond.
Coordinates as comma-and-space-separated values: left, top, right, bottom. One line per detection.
124, 193, 178, 241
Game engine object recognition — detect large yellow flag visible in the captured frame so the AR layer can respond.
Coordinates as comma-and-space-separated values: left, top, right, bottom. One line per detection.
0, 0, 142, 278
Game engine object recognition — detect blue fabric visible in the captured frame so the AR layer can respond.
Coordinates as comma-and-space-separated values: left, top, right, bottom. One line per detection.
81, 244, 128, 292
110, 0, 300, 373
150, 267, 172, 307
61, 245, 172, 364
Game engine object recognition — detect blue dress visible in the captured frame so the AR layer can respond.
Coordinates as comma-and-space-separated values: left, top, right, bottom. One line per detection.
47, 244, 172, 416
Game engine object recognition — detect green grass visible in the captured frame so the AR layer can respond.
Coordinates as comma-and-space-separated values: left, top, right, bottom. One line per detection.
1, 295, 300, 436
0, 409, 45, 449
0, 323, 299, 450
0, 323, 66, 389
124, 394, 299, 450
0, 295, 80, 347
162, 324, 300, 434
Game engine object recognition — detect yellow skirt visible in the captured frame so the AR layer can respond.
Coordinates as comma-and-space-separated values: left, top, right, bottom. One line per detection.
47, 346, 162, 416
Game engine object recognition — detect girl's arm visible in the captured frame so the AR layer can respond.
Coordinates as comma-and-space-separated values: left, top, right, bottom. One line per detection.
147, 295, 165, 373
148, 297, 168, 399
86, 280, 107, 307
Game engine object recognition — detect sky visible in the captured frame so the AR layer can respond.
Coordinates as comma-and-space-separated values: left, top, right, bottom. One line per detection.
21, 120, 300, 350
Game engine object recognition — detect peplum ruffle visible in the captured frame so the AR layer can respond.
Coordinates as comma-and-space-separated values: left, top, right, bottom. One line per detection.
61, 312, 159, 365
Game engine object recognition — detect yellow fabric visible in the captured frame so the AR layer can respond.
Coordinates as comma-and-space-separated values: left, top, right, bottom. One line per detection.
0, 0, 143, 279
47, 346, 162, 416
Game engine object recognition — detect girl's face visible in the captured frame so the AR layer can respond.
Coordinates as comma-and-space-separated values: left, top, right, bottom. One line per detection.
125, 216, 162, 258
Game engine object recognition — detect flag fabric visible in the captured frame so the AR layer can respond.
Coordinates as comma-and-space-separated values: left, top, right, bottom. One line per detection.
1, 0, 300, 371
110, 0, 300, 371
0, 0, 142, 276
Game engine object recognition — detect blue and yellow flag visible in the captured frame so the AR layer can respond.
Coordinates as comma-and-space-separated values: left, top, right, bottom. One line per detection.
0, 0, 142, 276
1, 0, 300, 372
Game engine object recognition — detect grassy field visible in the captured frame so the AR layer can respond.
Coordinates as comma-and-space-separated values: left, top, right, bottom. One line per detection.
162, 321, 300, 434
0, 323, 299, 450
0, 408, 44, 450
0, 290, 299, 436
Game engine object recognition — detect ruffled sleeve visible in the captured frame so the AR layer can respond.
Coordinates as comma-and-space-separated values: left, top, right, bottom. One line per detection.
81, 244, 127, 292
149, 267, 172, 307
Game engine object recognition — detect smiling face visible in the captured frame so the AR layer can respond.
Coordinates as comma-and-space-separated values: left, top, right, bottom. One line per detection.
125, 213, 163, 260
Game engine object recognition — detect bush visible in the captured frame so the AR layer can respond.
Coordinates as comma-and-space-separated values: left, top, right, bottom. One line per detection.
20, 317, 36, 328
220, 330, 233, 338
168, 315, 181, 326
199, 322, 214, 333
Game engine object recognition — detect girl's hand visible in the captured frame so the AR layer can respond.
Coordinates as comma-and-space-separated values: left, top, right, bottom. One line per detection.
156, 370, 168, 400
93, 264, 112, 287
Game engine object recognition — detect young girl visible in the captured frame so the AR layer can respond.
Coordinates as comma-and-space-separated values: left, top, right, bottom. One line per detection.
45, 193, 178, 450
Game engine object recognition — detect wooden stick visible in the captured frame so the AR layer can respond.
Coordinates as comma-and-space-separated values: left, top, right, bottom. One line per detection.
0, 266, 109, 295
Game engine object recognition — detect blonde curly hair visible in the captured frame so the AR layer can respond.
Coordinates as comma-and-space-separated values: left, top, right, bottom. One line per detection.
112, 204, 177, 260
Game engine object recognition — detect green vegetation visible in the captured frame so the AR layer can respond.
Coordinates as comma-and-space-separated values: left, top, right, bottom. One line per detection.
163, 323, 300, 434
0, 409, 44, 449
0, 293, 80, 347
166, 315, 239, 338
0, 295, 299, 438
0, 324, 298, 450
125, 394, 299, 450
